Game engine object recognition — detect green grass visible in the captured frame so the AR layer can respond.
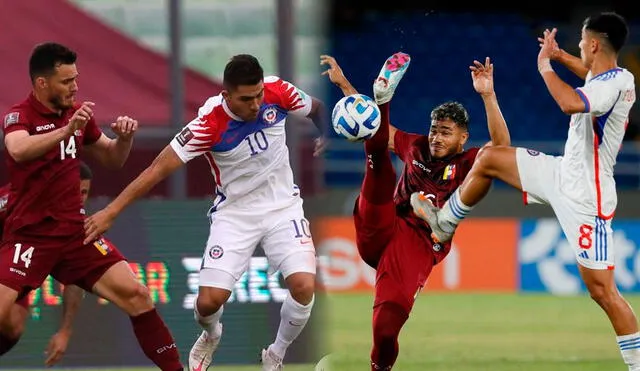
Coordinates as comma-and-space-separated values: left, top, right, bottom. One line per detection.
327, 292, 640, 371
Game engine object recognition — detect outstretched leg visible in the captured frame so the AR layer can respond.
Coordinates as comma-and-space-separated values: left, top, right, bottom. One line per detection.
355, 52, 411, 266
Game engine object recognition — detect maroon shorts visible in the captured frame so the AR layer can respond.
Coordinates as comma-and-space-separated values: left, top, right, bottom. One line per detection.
0, 231, 125, 296
354, 196, 437, 314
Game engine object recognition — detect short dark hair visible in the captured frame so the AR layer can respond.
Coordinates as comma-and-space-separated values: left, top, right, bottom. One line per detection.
79, 161, 93, 181
223, 54, 264, 90
29, 42, 77, 83
583, 12, 629, 53
430, 101, 469, 130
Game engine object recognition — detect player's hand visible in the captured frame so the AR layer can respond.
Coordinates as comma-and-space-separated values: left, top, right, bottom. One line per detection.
84, 208, 114, 245
111, 116, 138, 141
67, 102, 95, 135
538, 28, 561, 60
320, 55, 349, 88
538, 27, 558, 62
313, 136, 329, 157
470, 57, 494, 97
44, 330, 71, 367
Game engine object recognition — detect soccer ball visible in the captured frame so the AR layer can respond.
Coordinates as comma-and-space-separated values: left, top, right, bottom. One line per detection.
331, 93, 381, 142
314, 354, 334, 371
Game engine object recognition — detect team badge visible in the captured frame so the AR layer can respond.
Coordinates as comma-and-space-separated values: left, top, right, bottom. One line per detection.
527, 149, 540, 156
4, 112, 19, 128
442, 164, 456, 180
263, 107, 278, 125
209, 245, 224, 259
433, 243, 442, 252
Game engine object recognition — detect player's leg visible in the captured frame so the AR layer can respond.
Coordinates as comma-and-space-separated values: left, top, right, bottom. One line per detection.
190, 211, 262, 370
260, 204, 316, 369
557, 209, 640, 370
0, 297, 28, 355
55, 237, 182, 371
370, 218, 435, 370
355, 53, 410, 266
411, 147, 547, 242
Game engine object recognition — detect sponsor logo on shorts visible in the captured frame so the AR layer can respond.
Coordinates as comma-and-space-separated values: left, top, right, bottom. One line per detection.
209, 245, 224, 259
263, 107, 278, 125
4, 112, 19, 128
176, 127, 194, 146
94, 238, 112, 256
9, 267, 26, 276
527, 149, 540, 156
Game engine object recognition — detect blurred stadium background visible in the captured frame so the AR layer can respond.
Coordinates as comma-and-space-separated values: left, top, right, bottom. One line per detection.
0, 0, 327, 369
2, 0, 640, 370
318, 1, 640, 370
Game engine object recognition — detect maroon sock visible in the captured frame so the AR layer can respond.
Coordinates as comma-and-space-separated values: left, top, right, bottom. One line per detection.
130, 309, 183, 371
0, 333, 19, 356
362, 103, 395, 205
370, 303, 408, 370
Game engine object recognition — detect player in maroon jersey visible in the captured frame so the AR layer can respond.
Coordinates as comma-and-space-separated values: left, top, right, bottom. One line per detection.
0, 42, 183, 370
0, 162, 93, 366
321, 53, 511, 370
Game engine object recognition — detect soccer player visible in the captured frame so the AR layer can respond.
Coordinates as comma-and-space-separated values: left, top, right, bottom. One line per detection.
83, 54, 329, 371
411, 12, 640, 370
0, 42, 183, 371
320, 52, 510, 370
0, 162, 94, 366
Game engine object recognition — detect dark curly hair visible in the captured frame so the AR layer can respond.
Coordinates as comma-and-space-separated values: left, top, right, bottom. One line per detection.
430, 101, 469, 130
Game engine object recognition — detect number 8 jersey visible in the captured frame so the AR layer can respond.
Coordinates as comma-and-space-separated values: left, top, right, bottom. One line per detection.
169, 76, 313, 213
2, 94, 102, 236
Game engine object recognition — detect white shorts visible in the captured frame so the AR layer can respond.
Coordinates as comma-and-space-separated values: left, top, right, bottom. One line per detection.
199, 199, 317, 290
516, 147, 614, 270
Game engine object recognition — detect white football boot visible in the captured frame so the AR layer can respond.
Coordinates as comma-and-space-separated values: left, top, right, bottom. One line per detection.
373, 52, 411, 105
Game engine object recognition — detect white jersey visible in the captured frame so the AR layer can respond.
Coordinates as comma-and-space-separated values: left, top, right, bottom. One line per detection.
559, 67, 636, 219
170, 76, 313, 213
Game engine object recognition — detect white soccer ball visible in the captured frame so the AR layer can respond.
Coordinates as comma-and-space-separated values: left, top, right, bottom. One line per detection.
331, 93, 381, 142
314, 354, 334, 371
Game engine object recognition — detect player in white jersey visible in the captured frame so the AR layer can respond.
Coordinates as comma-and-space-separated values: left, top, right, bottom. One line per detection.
83, 54, 329, 371
411, 12, 640, 370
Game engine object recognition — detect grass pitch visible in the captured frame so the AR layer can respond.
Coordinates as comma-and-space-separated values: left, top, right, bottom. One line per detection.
326, 292, 640, 370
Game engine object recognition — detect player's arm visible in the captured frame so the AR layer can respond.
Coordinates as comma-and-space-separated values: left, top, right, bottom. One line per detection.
537, 29, 589, 80
84, 144, 184, 243
84, 113, 218, 243
3, 103, 93, 163
84, 116, 137, 169
470, 58, 510, 146
553, 49, 589, 80
538, 28, 587, 114
58, 284, 84, 334
44, 284, 85, 366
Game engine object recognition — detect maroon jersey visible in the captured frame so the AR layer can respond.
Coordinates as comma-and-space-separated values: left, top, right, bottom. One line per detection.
393, 130, 479, 254
0, 184, 8, 240
2, 94, 102, 236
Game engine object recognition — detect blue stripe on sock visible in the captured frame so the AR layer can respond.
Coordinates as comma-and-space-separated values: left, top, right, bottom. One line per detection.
619, 338, 640, 346
449, 193, 467, 220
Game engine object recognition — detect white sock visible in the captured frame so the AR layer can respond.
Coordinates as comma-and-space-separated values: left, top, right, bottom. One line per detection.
618, 332, 640, 370
194, 303, 223, 339
439, 188, 473, 231
269, 294, 314, 360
